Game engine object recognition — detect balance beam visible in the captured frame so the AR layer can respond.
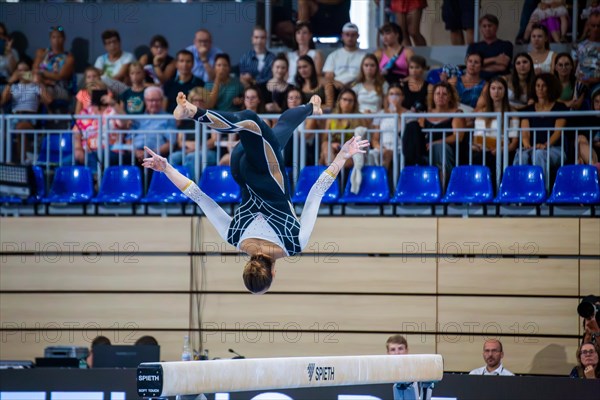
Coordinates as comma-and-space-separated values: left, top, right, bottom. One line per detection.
137, 354, 443, 397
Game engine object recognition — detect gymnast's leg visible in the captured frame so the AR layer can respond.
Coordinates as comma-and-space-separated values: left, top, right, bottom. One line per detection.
272, 95, 322, 148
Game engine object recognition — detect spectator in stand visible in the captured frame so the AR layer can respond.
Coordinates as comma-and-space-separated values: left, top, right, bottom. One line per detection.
374, 22, 414, 85
163, 50, 205, 114
75, 67, 102, 114
506, 53, 535, 110
94, 29, 134, 95
186, 29, 223, 83
528, 24, 556, 75
296, 54, 335, 111
139, 35, 176, 85
135, 335, 159, 346
119, 62, 148, 115
579, 0, 600, 41
259, 54, 293, 114
467, 14, 513, 81
570, 342, 600, 379
239, 26, 276, 87
469, 339, 515, 376
442, 0, 475, 45
390, 0, 428, 46
286, 21, 324, 85
204, 53, 244, 112
554, 53, 585, 110
323, 22, 366, 91
590, 90, 600, 166
0, 23, 18, 85
32, 25, 75, 111
371, 84, 407, 172
447, 51, 486, 110
573, 10, 600, 95
352, 53, 388, 113
400, 55, 431, 112
513, 73, 568, 179
282, 86, 318, 166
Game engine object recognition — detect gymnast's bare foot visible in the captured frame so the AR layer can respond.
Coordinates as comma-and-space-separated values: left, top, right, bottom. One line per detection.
173, 92, 198, 120
309, 95, 322, 115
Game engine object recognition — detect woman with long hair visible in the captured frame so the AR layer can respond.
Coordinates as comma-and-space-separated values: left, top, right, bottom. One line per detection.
374, 22, 414, 85
352, 53, 389, 113
569, 342, 600, 379
507, 52, 536, 110
371, 84, 408, 172
286, 22, 324, 84
139, 34, 176, 85
553, 52, 585, 111
295, 54, 334, 111
400, 55, 431, 111
528, 24, 556, 75
259, 54, 293, 114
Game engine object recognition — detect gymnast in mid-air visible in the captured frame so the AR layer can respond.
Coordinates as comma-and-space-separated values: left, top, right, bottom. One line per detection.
142, 92, 369, 294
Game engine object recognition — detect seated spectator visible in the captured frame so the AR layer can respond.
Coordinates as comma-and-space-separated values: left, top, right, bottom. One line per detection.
506, 52, 535, 110
447, 51, 486, 110
75, 66, 102, 114
323, 22, 366, 91
469, 339, 515, 376
259, 54, 293, 113
296, 55, 335, 111
513, 73, 568, 179
442, 0, 475, 45
94, 29, 134, 95
135, 335, 159, 346
297, 0, 351, 38
574, 87, 599, 166
579, 0, 600, 41
374, 22, 414, 85
400, 55, 431, 112
371, 84, 407, 171
569, 342, 600, 379
352, 53, 388, 113
467, 14, 513, 80
390, 0, 428, 46
119, 61, 148, 115
163, 50, 205, 114
282, 86, 318, 166
286, 21, 324, 85
125, 86, 174, 165
554, 53, 585, 110
573, 10, 600, 95
528, 24, 556, 75
0, 23, 18, 85
205, 53, 244, 112
139, 34, 176, 85
86, 335, 111, 368
170, 87, 217, 180
186, 29, 223, 83
72, 81, 124, 170
33, 25, 75, 111
239, 26, 276, 87
402, 82, 465, 185
525, 0, 569, 43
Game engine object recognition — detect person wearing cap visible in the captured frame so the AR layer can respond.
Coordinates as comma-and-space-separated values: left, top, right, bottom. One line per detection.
323, 22, 366, 91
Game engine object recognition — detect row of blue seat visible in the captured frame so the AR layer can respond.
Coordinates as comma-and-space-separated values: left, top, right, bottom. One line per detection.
2, 164, 599, 206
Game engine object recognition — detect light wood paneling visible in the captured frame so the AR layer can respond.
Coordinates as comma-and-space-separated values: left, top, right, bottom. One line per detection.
0, 294, 189, 328
438, 258, 578, 296
438, 297, 579, 336
438, 336, 579, 375
0, 256, 190, 291
0, 217, 192, 253
196, 255, 437, 293
580, 219, 600, 256
438, 218, 579, 255
193, 294, 436, 332
193, 216, 236, 253
580, 259, 600, 296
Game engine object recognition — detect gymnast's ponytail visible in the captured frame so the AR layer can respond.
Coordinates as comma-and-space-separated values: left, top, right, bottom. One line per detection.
242, 254, 274, 294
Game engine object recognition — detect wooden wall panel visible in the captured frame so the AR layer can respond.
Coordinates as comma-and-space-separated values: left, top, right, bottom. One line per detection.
438, 218, 579, 255
196, 255, 437, 293
438, 258, 579, 296
438, 336, 579, 375
194, 294, 437, 332
0, 256, 190, 291
580, 219, 600, 256
580, 259, 600, 296
0, 294, 189, 328
438, 297, 578, 336
0, 217, 192, 253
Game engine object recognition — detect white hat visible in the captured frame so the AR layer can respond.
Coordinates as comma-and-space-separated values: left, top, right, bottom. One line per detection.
342, 22, 359, 33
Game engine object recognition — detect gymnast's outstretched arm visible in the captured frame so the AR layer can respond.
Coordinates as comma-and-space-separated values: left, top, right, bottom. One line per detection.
142, 147, 232, 243
298, 136, 370, 250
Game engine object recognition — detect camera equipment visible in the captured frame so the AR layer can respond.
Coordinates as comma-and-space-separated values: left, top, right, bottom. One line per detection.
578, 295, 600, 324
91, 89, 108, 106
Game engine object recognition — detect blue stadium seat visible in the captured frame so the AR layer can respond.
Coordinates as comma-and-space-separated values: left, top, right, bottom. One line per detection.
140, 166, 190, 204
38, 134, 73, 165
92, 166, 143, 204
391, 166, 441, 204
494, 165, 546, 204
546, 165, 600, 204
441, 165, 493, 204
42, 166, 94, 203
198, 166, 241, 204
339, 166, 390, 204
292, 166, 340, 204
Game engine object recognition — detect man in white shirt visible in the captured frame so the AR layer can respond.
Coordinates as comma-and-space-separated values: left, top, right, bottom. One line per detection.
469, 339, 515, 376
323, 22, 366, 90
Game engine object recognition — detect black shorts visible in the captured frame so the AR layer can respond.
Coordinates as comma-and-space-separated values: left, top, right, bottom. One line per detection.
442, 0, 475, 31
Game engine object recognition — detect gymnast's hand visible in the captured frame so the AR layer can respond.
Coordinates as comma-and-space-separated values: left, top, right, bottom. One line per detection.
173, 92, 198, 120
340, 136, 370, 160
141, 146, 168, 172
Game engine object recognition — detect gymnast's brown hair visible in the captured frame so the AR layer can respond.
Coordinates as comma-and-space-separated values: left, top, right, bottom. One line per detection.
242, 253, 274, 294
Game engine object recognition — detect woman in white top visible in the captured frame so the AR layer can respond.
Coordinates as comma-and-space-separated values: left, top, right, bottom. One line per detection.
371, 84, 407, 171
287, 22, 324, 84
352, 53, 389, 114
528, 24, 556, 75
